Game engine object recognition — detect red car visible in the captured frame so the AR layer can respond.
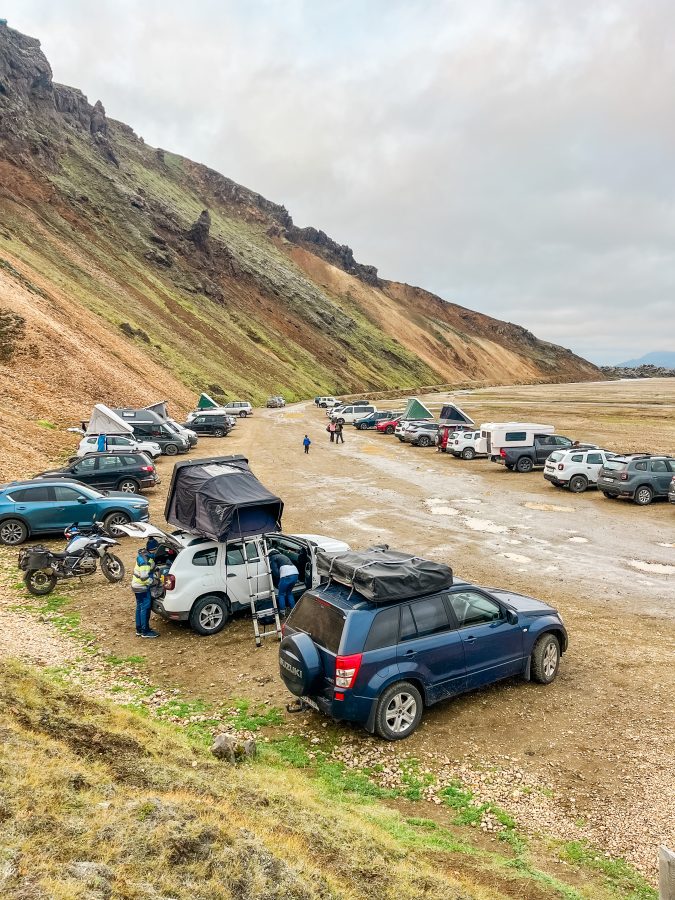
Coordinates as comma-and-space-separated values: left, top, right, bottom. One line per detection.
376, 416, 402, 435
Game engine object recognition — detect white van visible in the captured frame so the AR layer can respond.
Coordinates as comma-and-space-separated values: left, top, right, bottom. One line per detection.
117, 523, 349, 635
476, 423, 555, 460
332, 404, 377, 425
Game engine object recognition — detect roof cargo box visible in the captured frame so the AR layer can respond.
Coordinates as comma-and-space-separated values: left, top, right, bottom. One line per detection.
164, 455, 283, 542
317, 545, 453, 604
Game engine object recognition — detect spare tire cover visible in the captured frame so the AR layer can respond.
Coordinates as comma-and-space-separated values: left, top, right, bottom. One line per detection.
279, 632, 322, 696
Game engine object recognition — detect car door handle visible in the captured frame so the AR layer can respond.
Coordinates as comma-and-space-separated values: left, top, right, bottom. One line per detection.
16, 506, 26, 511
227, 572, 237, 577
465, 636, 476, 643
404, 649, 416, 657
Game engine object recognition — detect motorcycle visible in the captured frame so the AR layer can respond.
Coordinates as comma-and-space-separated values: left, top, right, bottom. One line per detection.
18, 522, 125, 596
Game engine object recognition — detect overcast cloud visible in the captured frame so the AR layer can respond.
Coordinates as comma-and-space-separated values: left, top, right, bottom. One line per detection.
5, 0, 675, 363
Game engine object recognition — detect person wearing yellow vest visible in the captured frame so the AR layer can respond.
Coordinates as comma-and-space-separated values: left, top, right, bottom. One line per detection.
132, 537, 160, 638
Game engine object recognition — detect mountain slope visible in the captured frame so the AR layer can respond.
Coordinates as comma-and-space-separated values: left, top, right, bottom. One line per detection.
0, 25, 600, 464
618, 351, 675, 368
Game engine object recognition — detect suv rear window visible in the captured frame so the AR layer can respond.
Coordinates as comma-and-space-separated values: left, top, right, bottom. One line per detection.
289, 594, 345, 654
603, 460, 627, 471
548, 451, 564, 462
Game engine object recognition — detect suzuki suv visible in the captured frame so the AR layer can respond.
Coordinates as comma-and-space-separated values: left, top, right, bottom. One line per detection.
597, 454, 675, 504
544, 448, 616, 493
279, 579, 567, 740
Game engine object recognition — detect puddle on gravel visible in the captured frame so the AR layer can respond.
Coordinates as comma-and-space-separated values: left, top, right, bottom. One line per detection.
423, 499, 459, 516
568, 536, 589, 544
463, 517, 509, 535
523, 502, 575, 513
627, 559, 675, 576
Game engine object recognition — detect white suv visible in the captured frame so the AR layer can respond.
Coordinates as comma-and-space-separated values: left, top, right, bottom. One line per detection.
222, 401, 253, 418
331, 405, 377, 425
450, 430, 483, 460
77, 434, 162, 458
544, 448, 616, 493
117, 523, 349, 635
316, 397, 338, 408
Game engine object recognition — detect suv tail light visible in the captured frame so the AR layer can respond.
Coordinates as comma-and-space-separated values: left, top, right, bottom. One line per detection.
620, 473, 629, 481
164, 574, 176, 591
335, 653, 362, 689
557, 463, 564, 470
141, 465, 154, 472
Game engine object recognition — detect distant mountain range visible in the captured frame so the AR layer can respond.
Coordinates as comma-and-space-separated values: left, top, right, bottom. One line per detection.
617, 351, 675, 368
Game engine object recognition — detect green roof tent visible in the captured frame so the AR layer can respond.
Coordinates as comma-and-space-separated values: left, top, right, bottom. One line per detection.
197, 393, 219, 410
402, 397, 434, 420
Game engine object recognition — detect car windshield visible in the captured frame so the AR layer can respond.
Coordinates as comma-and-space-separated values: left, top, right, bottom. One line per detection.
603, 459, 628, 471
288, 593, 345, 654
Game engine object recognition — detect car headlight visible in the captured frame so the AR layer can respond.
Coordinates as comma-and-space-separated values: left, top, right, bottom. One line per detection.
132, 503, 146, 509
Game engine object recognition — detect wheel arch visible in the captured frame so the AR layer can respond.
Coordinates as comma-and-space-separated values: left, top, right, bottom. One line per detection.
189, 590, 231, 613
531, 623, 567, 655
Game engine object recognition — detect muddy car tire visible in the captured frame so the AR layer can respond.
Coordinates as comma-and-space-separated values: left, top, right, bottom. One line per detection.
461, 447, 476, 460
189, 595, 229, 635
568, 475, 588, 493
634, 485, 653, 506
515, 457, 534, 473
531, 633, 560, 685
117, 478, 139, 493
359, 423, 369, 430
239, 410, 248, 418
375, 681, 423, 741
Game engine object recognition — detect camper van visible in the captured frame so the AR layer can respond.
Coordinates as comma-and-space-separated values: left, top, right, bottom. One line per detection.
476, 423, 555, 460
113, 408, 190, 456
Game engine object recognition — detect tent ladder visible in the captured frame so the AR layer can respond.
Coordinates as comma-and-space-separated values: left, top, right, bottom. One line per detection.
242, 536, 281, 648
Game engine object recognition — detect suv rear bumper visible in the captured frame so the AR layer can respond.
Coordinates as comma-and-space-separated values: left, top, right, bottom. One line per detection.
308, 690, 375, 727
544, 473, 567, 485
151, 598, 189, 622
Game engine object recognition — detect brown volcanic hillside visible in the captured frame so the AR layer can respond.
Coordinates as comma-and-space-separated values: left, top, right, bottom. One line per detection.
0, 25, 599, 475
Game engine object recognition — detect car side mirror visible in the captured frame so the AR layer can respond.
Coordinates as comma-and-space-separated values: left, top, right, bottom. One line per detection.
77, 497, 88, 504
506, 610, 518, 625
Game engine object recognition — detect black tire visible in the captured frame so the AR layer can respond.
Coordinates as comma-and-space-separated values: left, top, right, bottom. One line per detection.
100, 553, 125, 583
359, 423, 368, 430
239, 410, 247, 418
117, 478, 139, 494
103, 512, 131, 536
374, 681, 423, 741
515, 457, 534, 473
602, 492, 618, 499
24, 569, 57, 596
189, 595, 229, 636
417, 435, 431, 447
213, 427, 226, 437
568, 475, 588, 493
461, 447, 476, 460
385, 425, 395, 434
164, 443, 179, 456
530, 633, 561, 685
0, 518, 29, 546
634, 485, 653, 506
320, 403, 327, 408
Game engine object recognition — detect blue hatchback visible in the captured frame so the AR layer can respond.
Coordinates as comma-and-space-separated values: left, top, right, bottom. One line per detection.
279, 579, 568, 740
0, 479, 150, 545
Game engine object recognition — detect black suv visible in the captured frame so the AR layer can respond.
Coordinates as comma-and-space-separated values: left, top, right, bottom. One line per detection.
597, 454, 675, 505
34, 452, 159, 494
182, 414, 232, 437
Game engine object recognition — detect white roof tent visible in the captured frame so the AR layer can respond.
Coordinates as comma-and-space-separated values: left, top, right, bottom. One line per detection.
145, 401, 169, 419
85, 404, 134, 436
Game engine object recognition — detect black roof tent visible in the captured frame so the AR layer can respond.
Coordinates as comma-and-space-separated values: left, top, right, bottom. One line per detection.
164, 455, 284, 542
439, 403, 475, 426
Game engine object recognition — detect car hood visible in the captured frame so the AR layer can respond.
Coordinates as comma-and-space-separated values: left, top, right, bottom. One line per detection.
489, 589, 558, 616
105, 491, 149, 503
290, 533, 350, 553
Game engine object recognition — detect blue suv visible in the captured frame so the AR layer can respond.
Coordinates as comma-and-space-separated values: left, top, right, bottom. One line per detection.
279, 579, 567, 740
0, 479, 150, 545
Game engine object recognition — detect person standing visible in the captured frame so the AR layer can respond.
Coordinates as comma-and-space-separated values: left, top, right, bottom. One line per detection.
131, 537, 160, 638
269, 549, 299, 615
96, 433, 107, 453
335, 421, 344, 444
303, 434, 311, 454
327, 421, 336, 442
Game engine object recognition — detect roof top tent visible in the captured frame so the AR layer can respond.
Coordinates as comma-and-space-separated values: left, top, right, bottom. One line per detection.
164, 455, 284, 542
401, 397, 434, 421
85, 404, 134, 436
197, 393, 219, 410
439, 403, 475, 427
145, 401, 169, 419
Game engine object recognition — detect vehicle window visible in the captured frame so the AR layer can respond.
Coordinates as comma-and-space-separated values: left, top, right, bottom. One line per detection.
134, 424, 151, 436
225, 547, 244, 566
193, 547, 217, 566
99, 456, 122, 469
505, 431, 527, 442
448, 591, 504, 628
9, 486, 52, 502
85, 436, 97, 445
288, 594, 345, 654
193, 417, 204, 425
410, 595, 452, 637
571, 454, 584, 463
548, 451, 564, 463
124, 456, 141, 466
603, 459, 627, 471
634, 461, 647, 471
53, 486, 86, 502
586, 452, 603, 465
364, 607, 400, 651
76, 457, 96, 471
651, 460, 669, 473
399, 605, 417, 642
554, 436, 571, 446
245, 542, 259, 562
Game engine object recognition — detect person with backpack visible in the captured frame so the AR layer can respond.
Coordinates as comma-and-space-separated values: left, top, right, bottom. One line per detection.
303, 434, 311, 454
131, 537, 160, 638
334, 421, 344, 444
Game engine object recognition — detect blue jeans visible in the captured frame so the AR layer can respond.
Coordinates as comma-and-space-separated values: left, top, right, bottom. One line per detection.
277, 575, 298, 612
134, 588, 152, 634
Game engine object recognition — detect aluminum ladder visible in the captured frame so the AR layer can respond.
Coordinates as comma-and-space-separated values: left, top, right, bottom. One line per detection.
242, 537, 282, 647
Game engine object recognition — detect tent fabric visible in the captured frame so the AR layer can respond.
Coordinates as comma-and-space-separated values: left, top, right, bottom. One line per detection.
317, 545, 453, 604
145, 401, 169, 419
164, 455, 284, 542
197, 393, 219, 410
439, 403, 474, 426
85, 404, 134, 436
402, 397, 434, 420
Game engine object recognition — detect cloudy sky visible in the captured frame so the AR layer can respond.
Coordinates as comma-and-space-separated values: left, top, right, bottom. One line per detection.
5, 0, 675, 363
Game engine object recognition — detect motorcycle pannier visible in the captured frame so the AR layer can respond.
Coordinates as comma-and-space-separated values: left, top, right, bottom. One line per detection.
18, 546, 51, 571
316, 545, 453, 604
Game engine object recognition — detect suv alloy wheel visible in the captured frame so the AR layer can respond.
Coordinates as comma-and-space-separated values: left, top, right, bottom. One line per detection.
634, 485, 653, 506
568, 474, 588, 493
118, 478, 139, 493
461, 447, 476, 460
375, 681, 424, 741
515, 457, 534, 473
417, 435, 431, 447
189, 595, 229, 635
0, 518, 29, 545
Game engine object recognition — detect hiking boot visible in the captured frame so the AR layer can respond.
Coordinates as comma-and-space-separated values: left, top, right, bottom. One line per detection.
141, 629, 160, 639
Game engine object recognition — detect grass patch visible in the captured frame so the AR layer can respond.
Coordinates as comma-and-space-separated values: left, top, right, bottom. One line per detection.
559, 841, 657, 899
224, 698, 283, 731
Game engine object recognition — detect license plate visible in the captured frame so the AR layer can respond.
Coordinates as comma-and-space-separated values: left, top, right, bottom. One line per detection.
301, 695, 319, 711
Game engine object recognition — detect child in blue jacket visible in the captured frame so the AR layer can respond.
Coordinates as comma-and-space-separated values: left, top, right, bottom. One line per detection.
303, 435, 311, 454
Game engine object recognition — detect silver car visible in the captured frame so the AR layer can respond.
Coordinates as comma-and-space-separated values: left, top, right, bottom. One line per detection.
402, 422, 439, 447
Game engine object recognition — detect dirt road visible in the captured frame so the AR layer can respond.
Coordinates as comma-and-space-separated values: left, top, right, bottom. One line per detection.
4, 378, 674, 877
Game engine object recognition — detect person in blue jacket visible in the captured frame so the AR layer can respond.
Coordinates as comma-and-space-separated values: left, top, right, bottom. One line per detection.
96, 433, 107, 452
303, 434, 311, 454
269, 549, 299, 614
131, 538, 160, 637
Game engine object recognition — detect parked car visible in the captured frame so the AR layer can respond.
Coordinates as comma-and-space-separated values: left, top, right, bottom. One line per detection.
266, 397, 286, 408
316, 397, 338, 408
597, 454, 675, 505
544, 448, 616, 492
116, 523, 350, 636
331, 405, 377, 425
0, 480, 150, 545
669, 475, 675, 504
182, 414, 232, 437
376, 416, 403, 435
222, 401, 253, 418
402, 422, 439, 447
449, 429, 484, 459
77, 434, 162, 459
165, 418, 198, 447
437, 424, 472, 453
113, 408, 190, 456
353, 411, 398, 430
33, 452, 159, 494
395, 419, 428, 440
477, 423, 555, 460
279, 577, 567, 740
496, 435, 578, 473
